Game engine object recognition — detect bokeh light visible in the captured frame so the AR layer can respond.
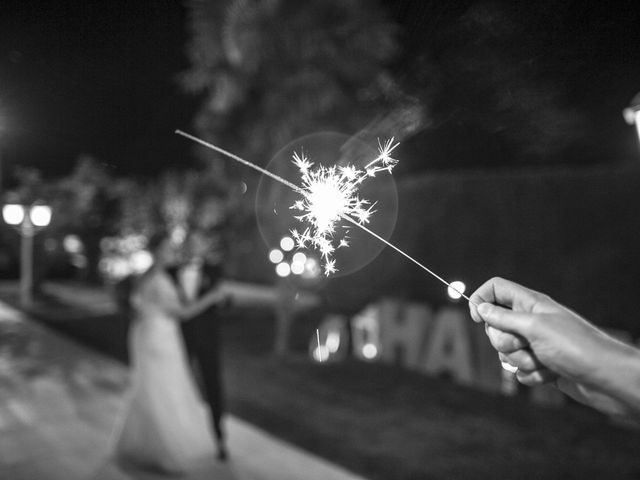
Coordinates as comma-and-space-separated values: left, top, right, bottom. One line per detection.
63, 235, 84, 254
275, 262, 291, 277
302, 257, 321, 279
280, 236, 295, 252
313, 345, 330, 362
290, 260, 305, 275
292, 251, 307, 264
130, 250, 153, 273
326, 331, 340, 353
269, 249, 284, 263
447, 280, 466, 300
362, 343, 378, 360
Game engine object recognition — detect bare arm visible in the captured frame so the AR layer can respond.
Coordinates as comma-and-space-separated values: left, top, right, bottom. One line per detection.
174, 285, 228, 321
148, 270, 229, 322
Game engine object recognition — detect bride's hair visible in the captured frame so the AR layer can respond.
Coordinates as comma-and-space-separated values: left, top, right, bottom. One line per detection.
115, 232, 169, 316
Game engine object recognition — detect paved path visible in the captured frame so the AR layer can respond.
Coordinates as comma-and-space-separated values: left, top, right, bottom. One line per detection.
0, 301, 367, 480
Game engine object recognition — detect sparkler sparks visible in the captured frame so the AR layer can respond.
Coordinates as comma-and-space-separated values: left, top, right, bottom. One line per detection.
288, 142, 397, 275
175, 130, 476, 305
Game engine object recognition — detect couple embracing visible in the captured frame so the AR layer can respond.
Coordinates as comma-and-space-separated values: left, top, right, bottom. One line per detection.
114, 230, 230, 475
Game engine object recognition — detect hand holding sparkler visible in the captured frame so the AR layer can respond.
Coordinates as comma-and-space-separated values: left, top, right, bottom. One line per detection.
470, 277, 640, 418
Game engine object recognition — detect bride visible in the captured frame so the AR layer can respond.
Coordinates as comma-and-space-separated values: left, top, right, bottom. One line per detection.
114, 235, 227, 474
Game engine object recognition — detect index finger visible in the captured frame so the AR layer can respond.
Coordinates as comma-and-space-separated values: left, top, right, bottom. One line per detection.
469, 277, 542, 322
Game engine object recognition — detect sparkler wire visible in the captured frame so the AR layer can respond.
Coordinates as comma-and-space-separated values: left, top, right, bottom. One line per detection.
175, 130, 477, 306
175, 130, 304, 194
316, 328, 323, 362
339, 215, 476, 305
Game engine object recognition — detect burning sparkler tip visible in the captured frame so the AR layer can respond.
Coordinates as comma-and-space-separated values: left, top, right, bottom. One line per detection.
288, 137, 400, 274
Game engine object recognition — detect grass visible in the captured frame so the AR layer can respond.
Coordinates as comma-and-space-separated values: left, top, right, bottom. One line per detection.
3, 281, 640, 480
224, 309, 640, 480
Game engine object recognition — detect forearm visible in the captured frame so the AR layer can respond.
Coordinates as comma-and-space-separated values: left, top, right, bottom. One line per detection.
176, 289, 225, 321
165, 303, 208, 322
588, 336, 640, 417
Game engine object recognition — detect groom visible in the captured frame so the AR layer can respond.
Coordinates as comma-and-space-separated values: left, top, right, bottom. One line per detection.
176, 229, 230, 461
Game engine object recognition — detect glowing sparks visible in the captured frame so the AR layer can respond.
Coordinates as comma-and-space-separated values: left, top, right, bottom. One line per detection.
364, 138, 400, 176
289, 139, 398, 275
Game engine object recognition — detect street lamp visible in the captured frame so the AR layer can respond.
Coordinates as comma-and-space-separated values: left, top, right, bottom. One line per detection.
2, 203, 52, 307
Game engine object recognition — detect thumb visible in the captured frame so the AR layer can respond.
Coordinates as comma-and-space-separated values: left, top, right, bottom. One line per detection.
477, 303, 533, 336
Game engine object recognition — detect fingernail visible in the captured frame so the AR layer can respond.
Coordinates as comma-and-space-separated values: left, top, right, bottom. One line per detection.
478, 303, 491, 316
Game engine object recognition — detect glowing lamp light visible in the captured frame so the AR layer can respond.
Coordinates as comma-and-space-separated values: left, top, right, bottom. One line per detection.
63, 235, 83, 254
2, 204, 25, 225
30, 205, 52, 227
275, 262, 291, 277
130, 250, 154, 273
326, 331, 340, 353
362, 343, 378, 360
447, 280, 466, 300
269, 249, 284, 263
2, 202, 52, 307
280, 236, 295, 252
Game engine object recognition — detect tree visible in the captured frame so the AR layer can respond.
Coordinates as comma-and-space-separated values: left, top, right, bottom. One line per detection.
108, 167, 234, 270
51, 155, 122, 282
385, 0, 636, 170
181, 0, 420, 173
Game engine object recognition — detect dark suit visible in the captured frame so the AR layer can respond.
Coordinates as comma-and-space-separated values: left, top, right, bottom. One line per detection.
168, 263, 227, 451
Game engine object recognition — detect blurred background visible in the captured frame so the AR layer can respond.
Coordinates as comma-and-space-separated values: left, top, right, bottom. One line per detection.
1, 1, 640, 479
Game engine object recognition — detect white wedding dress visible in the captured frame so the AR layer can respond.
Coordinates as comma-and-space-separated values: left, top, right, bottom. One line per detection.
115, 267, 215, 474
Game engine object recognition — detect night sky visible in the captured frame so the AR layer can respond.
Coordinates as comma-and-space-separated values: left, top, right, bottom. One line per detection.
2, 1, 640, 182
0, 0, 196, 180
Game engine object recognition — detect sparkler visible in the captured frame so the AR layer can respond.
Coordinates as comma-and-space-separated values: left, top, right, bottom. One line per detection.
175, 130, 476, 305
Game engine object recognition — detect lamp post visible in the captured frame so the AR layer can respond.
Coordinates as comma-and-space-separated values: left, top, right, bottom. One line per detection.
2, 203, 52, 307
